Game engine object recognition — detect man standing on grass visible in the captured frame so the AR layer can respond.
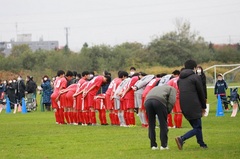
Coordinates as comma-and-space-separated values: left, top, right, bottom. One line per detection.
144, 84, 177, 150
175, 60, 208, 150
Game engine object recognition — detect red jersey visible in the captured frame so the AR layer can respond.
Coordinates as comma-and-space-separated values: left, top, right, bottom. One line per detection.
105, 78, 122, 96
142, 78, 160, 98
85, 76, 104, 96
123, 76, 139, 99
167, 77, 179, 98
75, 78, 87, 93
53, 76, 67, 93
67, 83, 78, 92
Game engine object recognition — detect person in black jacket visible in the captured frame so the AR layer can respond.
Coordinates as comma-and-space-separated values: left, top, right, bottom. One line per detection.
175, 60, 208, 150
16, 76, 26, 107
214, 73, 228, 110
5, 79, 18, 113
25, 76, 37, 94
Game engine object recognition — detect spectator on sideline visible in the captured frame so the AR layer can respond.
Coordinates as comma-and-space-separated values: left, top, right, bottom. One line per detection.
214, 73, 228, 110
41, 75, 52, 111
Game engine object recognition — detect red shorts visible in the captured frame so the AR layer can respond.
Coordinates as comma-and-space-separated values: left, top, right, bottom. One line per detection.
120, 98, 126, 111
51, 92, 59, 109
125, 99, 135, 109
94, 97, 106, 110
75, 94, 83, 110
65, 90, 75, 108
60, 93, 67, 108
87, 94, 95, 109
105, 94, 114, 110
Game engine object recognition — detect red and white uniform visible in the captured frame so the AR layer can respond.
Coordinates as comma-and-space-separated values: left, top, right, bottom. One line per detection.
65, 84, 78, 108
51, 77, 67, 109
167, 76, 182, 128
75, 81, 88, 110
105, 78, 122, 110
85, 76, 104, 108
122, 76, 139, 109
142, 78, 160, 108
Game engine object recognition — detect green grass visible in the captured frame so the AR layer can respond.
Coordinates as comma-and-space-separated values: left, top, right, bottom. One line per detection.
0, 89, 240, 159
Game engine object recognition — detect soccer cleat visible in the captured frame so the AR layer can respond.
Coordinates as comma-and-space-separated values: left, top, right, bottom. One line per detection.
175, 137, 184, 150
160, 146, 169, 150
151, 146, 159, 150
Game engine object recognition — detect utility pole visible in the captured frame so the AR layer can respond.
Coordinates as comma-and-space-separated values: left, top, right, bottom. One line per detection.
64, 27, 70, 47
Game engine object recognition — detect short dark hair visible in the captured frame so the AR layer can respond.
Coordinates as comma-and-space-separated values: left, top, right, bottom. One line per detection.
57, 70, 65, 76
82, 71, 89, 77
76, 73, 82, 78
104, 75, 111, 83
119, 71, 128, 78
184, 60, 197, 69
66, 70, 73, 77
130, 67, 136, 71
172, 70, 180, 75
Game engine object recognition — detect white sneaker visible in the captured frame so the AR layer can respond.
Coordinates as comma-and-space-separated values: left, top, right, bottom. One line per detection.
151, 146, 159, 150
160, 146, 169, 150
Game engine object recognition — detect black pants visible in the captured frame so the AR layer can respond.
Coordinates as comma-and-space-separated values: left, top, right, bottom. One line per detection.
145, 99, 168, 148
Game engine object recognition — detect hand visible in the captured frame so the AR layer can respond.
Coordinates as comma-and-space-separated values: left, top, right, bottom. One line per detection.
202, 109, 206, 116
132, 86, 137, 91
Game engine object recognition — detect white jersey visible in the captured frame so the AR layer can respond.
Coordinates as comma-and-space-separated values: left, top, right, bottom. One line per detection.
113, 78, 131, 99
157, 74, 172, 86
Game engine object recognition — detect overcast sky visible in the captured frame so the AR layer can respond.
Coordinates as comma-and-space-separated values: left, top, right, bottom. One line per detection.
0, 0, 239, 51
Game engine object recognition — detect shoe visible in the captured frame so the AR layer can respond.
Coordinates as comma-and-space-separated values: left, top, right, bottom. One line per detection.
160, 146, 169, 150
200, 144, 208, 149
175, 137, 184, 150
151, 146, 159, 150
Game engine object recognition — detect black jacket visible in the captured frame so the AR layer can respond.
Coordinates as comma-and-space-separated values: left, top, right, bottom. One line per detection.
26, 80, 37, 94
177, 69, 206, 120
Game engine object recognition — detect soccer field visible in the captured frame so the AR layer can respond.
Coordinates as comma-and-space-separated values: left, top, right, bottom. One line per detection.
0, 89, 240, 159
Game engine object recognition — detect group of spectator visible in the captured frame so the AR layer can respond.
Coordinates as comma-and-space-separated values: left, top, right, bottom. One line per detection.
0, 76, 37, 113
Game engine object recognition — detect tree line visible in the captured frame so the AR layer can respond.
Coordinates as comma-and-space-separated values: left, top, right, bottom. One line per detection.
0, 21, 239, 82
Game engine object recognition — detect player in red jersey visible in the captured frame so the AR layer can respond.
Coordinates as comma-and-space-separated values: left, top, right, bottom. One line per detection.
58, 83, 78, 125
83, 75, 111, 125
105, 71, 123, 125
51, 70, 66, 124
73, 71, 90, 125
167, 70, 182, 128
121, 73, 139, 126
56, 71, 73, 124
94, 94, 108, 125
113, 71, 129, 127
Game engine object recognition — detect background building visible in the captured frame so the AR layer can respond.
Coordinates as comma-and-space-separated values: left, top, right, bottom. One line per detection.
0, 34, 59, 56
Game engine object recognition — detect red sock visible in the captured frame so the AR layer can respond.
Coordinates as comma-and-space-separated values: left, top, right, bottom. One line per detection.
55, 111, 60, 123
124, 111, 129, 125
175, 114, 183, 128
59, 108, 65, 124
129, 112, 135, 125
101, 109, 107, 124
69, 112, 74, 123
167, 114, 174, 127
83, 111, 90, 124
91, 111, 96, 124
78, 111, 83, 123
